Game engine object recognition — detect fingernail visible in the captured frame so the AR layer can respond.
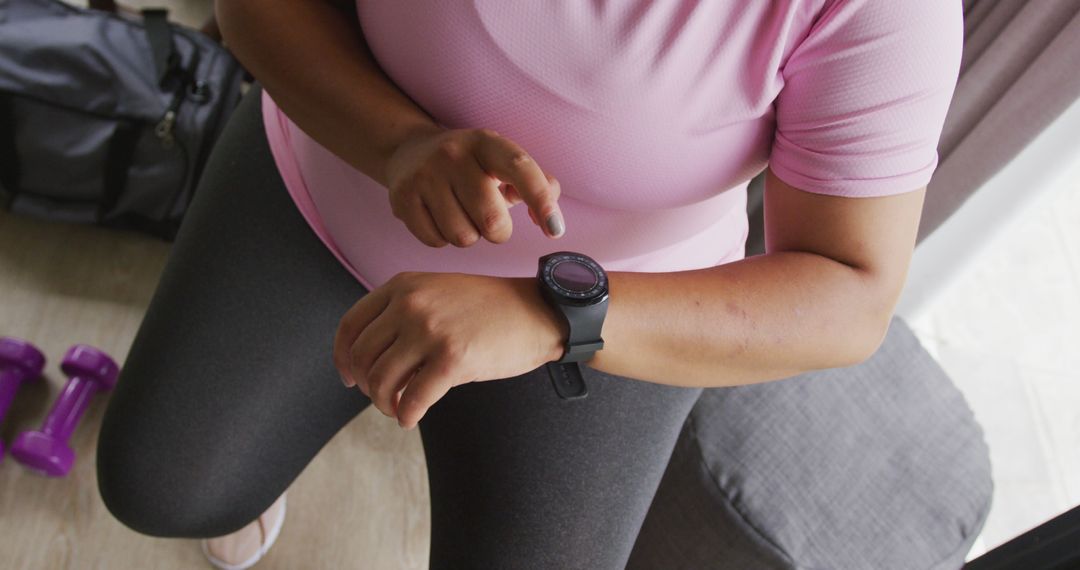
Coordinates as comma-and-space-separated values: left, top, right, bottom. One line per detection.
340, 373, 351, 387
545, 212, 564, 237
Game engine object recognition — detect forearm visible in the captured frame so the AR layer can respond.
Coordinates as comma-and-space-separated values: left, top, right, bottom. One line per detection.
216, 0, 442, 187
585, 252, 896, 388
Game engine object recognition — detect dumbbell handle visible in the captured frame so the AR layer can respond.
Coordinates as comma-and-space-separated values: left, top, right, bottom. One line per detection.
0, 367, 27, 424
38, 375, 99, 442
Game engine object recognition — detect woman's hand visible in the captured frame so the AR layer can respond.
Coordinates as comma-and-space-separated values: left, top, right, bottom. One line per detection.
384, 128, 566, 248
333, 271, 568, 429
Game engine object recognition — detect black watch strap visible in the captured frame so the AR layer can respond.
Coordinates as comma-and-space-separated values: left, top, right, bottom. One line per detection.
537, 251, 608, 401
555, 302, 607, 364
546, 303, 605, 400
546, 362, 588, 400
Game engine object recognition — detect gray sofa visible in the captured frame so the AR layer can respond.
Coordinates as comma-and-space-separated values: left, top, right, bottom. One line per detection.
624, 174, 993, 569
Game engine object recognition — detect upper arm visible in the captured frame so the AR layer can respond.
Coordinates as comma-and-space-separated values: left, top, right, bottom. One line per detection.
761, 0, 963, 317
763, 167, 925, 314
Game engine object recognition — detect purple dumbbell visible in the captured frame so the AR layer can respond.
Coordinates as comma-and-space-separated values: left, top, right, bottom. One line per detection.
0, 337, 47, 461
10, 344, 119, 477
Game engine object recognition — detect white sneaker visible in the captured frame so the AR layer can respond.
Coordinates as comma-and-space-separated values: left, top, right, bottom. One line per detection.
200, 493, 287, 570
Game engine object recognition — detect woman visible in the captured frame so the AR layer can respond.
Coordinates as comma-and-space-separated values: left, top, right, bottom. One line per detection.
96, 0, 963, 568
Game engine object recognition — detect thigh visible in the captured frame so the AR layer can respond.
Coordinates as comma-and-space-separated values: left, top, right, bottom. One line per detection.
420, 363, 703, 570
96, 85, 372, 538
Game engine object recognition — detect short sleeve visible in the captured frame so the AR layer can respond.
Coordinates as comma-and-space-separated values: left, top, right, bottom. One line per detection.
768, 0, 963, 197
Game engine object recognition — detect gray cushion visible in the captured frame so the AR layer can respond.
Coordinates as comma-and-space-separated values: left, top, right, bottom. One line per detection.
628, 317, 993, 569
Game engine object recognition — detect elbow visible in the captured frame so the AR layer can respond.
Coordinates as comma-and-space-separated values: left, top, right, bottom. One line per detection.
837, 268, 898, 368
851, 312, 891, 366
844, 286, 896, 368
828, 314, 888, 371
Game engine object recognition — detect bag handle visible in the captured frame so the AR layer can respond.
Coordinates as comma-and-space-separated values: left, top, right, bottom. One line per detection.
87, 0, 120, 12
141, 8, 177, 85
0, 93, 19, 205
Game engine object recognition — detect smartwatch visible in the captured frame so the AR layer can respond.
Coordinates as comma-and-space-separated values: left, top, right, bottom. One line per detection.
536, 251, 609, 400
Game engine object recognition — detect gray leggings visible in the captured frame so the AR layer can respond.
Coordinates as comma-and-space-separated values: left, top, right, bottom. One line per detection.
95, 85, 704, 569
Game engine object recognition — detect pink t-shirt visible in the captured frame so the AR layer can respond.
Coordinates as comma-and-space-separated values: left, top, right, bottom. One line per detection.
263, 0, 962, 292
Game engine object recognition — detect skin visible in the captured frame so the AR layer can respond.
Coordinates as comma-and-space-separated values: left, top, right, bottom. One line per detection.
219, 0, 927, 431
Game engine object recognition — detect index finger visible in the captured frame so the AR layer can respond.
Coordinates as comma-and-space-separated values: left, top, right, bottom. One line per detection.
332, 289, 390, 387
394, 357, 461, 429
474, 134, 563, 238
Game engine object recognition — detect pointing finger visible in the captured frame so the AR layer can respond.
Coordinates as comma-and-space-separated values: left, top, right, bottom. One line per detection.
474, 133, 564, 238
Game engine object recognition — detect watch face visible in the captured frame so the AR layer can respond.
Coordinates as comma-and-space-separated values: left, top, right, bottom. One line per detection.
552, 260, 596, 292
541, 252, 608, 302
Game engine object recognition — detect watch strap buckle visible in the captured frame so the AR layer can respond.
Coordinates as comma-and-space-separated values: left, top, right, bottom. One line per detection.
558, 338, 604, 363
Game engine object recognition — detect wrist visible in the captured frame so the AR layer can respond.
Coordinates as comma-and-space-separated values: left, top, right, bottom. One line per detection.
380, 122, 445, 188
509, 277, 569, 363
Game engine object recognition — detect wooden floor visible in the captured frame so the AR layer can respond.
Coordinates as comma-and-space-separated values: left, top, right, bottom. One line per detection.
0, 212, 430, 568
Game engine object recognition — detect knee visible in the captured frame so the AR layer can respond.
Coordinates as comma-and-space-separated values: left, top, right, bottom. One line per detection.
95, 392, 260, 538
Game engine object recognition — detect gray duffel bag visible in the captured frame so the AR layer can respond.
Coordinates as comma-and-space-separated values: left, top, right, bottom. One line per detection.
0, 0, 245, 240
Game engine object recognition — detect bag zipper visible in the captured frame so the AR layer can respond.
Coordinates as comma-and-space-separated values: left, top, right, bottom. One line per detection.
153, 90, 182, 149
153, 41, 203, 149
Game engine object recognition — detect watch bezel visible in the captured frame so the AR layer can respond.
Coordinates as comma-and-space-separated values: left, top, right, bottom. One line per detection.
539, 251, 609, 307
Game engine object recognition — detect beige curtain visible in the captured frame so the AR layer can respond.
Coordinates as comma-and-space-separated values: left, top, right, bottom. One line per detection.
921, 0, 1080, 242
